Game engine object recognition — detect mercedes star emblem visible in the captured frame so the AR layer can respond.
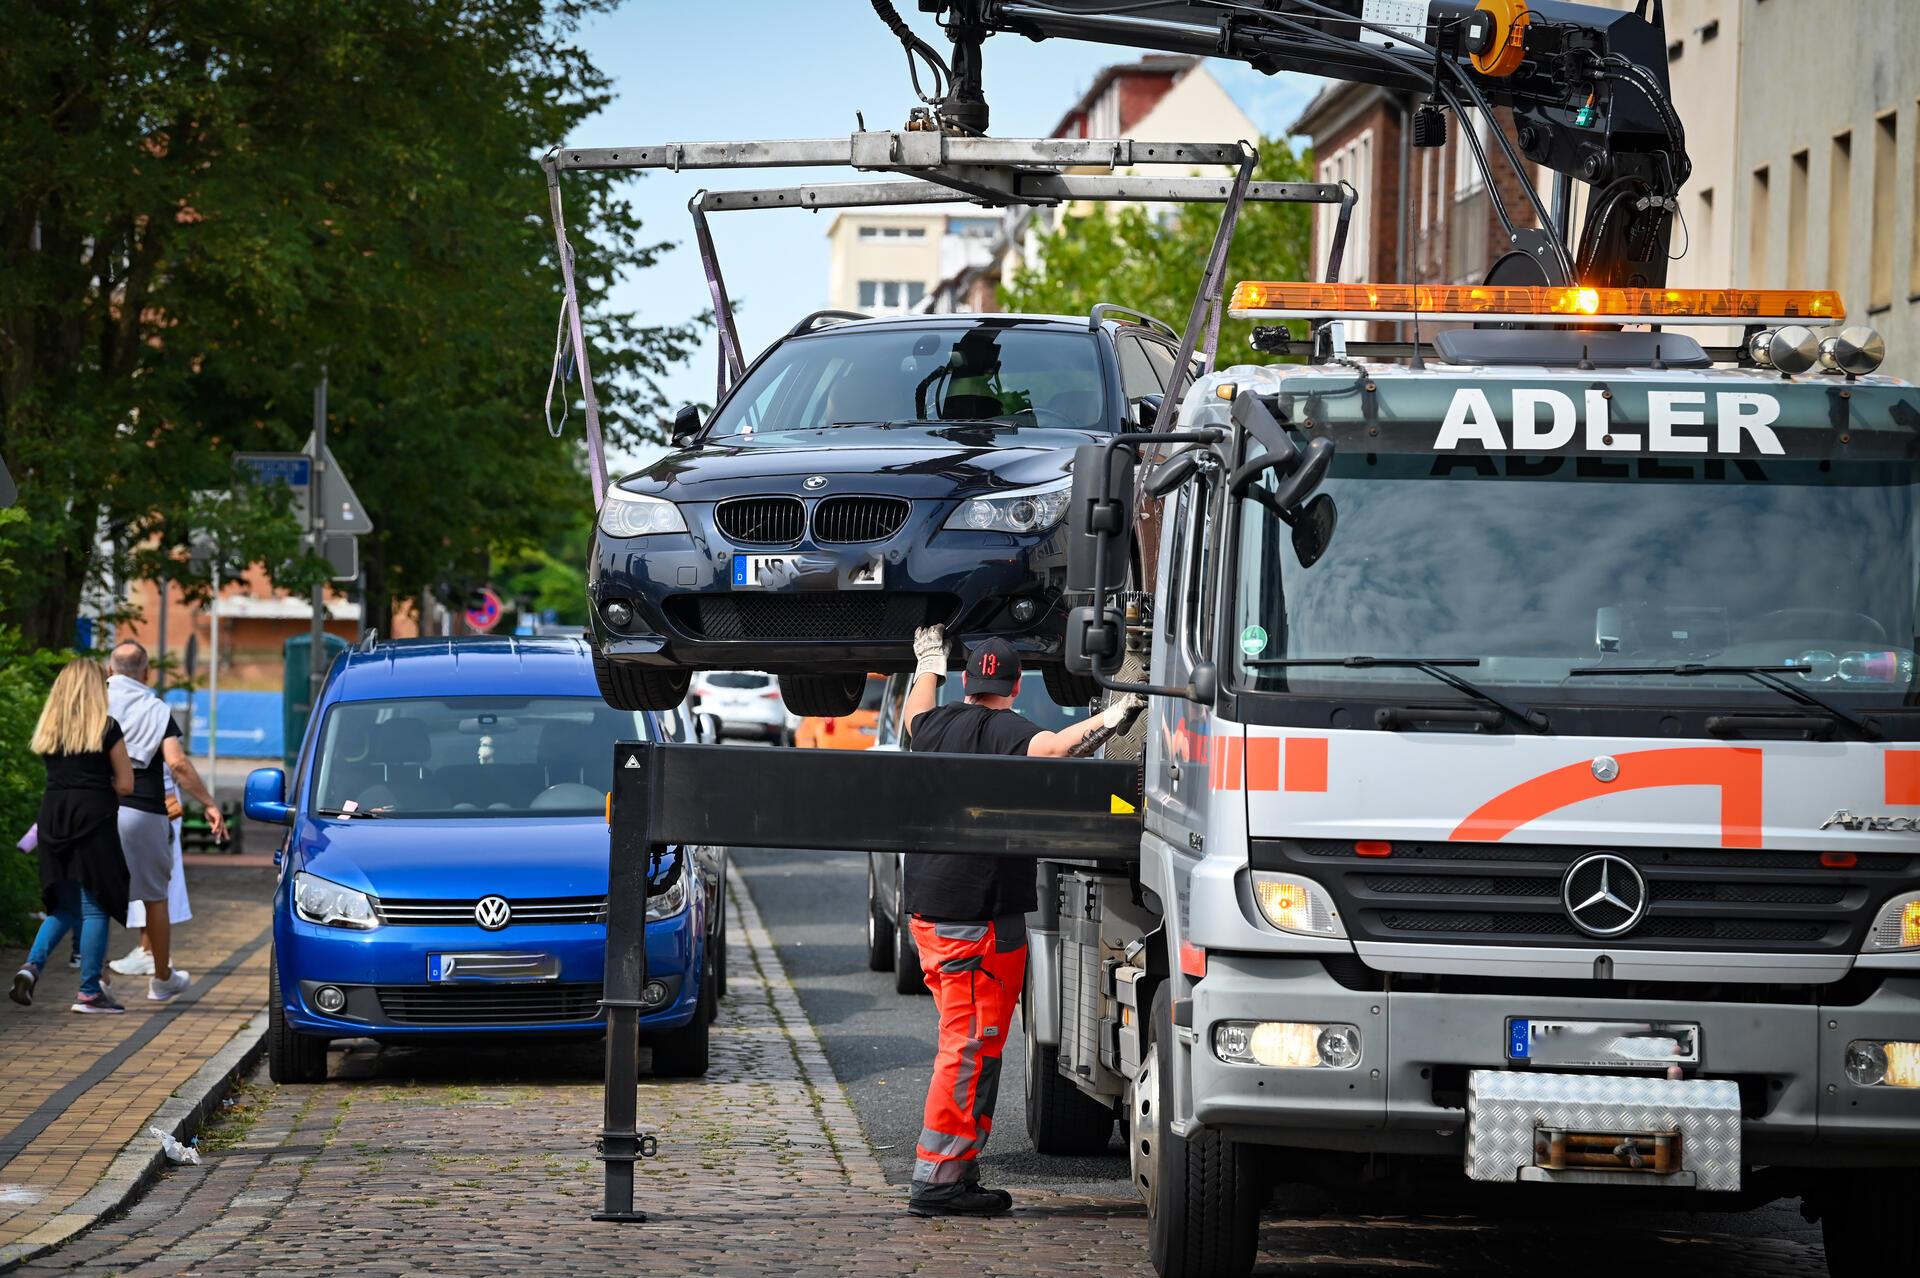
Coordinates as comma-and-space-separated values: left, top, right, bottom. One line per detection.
1560, 853, 1648, 938
803, 475, 828, 491
474, 895, 512, 931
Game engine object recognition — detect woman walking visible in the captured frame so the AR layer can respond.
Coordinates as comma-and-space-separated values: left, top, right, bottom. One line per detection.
10, 660, 134, 1012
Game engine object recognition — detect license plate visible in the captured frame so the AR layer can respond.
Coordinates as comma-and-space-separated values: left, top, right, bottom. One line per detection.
429, 953, 558, 983
1507, 1018, 1700, 1068
730, 554, 882, 589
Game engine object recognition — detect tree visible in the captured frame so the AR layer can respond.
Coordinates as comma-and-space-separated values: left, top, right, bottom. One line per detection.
999, 136, 1316, 360
0, 0, 698, 647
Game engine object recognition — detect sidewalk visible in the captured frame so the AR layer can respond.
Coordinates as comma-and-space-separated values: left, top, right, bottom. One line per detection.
0, 849, 275, 1263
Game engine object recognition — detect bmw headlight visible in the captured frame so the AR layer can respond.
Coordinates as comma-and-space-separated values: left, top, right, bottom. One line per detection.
600, 486, 688, 538
293, 871, 380, 930
645, 872, 689, 920
944, 477, 1071, 535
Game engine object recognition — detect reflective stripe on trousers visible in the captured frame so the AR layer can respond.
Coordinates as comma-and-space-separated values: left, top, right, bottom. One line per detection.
910, 914, 1027, 1187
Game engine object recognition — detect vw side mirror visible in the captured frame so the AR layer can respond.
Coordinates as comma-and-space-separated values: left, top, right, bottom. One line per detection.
670, 402, 702, 448
1066, 442, 1135, 593
244, 767, 294, 826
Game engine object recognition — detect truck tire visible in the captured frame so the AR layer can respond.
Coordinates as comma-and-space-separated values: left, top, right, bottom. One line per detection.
1042, 662, 1101, 708
267, 956, 330, 1085
1022, 981, 1116, 1154
1135, 985, 1259, 1278
1819, 1168, 1920, 1274
779, 674, 864, 717
892, 915, 928, 995
592, 647, 690, 712
648, 962, 713, 1078
866, 859, 895, 972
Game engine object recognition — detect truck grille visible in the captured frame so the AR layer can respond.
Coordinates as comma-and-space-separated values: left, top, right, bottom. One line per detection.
1252, 839, 1914, 954
715, 496, 804, 545
375, 896, 607, 927
665, 592, 954, 641
812, 495, 910, 543
374, 982, 605, 1025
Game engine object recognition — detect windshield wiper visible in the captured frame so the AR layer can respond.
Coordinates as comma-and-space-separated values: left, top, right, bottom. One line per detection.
1245, 656, 1549, 732
313, 806, 389, 819
1567, 663, 1881, 739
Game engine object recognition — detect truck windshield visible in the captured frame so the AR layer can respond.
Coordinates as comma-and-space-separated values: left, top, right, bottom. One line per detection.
706, 325, 1108, 438
310, 696, 649, 818
1231, 412, 1920, 710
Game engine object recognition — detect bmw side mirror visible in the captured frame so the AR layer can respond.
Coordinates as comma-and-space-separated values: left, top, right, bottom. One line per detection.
670, 402, 702, 448
1132, 394, 1163, 431
1066, 442, 1135, 593
244, 767, 294, 826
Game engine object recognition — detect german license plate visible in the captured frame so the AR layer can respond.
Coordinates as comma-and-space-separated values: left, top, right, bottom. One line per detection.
729, 554, 883, 589
429, 953, 558, 983
731, 554, 794, 588
1507, 1018, 1700, 1068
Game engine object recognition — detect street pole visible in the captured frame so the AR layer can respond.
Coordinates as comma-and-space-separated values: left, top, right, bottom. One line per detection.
207, 539, 220, 809
310, 368, 329, 707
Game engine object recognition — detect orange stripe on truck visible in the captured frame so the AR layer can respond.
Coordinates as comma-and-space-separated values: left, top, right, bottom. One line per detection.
1887, 751, 1920, 805
1285, 737, 1328, 792
1452, 747, 1764, 848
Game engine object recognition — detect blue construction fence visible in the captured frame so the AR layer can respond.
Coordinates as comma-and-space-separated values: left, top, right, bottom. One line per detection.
163, 689, 284, 759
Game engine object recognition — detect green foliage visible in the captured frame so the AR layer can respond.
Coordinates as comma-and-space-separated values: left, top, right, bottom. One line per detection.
0, 0, 699, 644
1000, 136, 1315, 361
493, 505, 592, 627
0, 632, 68, 941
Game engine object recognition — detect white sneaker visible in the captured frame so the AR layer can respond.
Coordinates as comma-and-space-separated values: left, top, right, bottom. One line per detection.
147, 970, 191, 1003
110, 946, 155, 977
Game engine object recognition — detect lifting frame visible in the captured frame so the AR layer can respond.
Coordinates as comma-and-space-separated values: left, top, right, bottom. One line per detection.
541, 131, 1352, 505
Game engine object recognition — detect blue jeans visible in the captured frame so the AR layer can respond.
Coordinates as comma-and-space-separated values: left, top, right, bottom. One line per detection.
27, 881, 110, 997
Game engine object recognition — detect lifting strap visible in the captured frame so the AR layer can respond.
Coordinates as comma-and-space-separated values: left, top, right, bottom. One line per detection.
543, 155, 610, 508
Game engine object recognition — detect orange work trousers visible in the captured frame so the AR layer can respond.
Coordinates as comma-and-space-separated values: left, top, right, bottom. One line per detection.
909, 914, 1028, 1188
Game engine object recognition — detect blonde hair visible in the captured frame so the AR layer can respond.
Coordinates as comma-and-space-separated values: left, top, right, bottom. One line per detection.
30, 660, 112, 756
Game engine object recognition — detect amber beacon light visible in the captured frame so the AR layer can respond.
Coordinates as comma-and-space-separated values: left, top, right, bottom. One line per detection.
1228, 282, 1847, 328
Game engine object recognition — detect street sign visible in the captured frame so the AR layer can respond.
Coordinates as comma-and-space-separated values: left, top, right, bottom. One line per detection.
465, 587, 503, 633
234, 452, 312, 526
299, 433, 373, 535
321, 533, 359, 582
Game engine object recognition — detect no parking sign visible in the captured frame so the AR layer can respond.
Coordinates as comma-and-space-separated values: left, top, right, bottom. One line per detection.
465, 587, 503, 633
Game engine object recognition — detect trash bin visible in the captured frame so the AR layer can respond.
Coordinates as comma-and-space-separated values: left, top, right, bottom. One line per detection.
282, 634, 348, 772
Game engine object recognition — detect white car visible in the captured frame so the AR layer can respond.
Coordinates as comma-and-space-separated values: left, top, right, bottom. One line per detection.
691, 672, 792, 744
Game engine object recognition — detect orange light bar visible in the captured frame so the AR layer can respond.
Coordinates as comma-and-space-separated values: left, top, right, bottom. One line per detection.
1229, 281, 1846, 327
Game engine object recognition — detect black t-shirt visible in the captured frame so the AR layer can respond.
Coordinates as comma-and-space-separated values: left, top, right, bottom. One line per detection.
42, 718, 125, 794
124, 717, 182, 815
901, 702, 1045, 922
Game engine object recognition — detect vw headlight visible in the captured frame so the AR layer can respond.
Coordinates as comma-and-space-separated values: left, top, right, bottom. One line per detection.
292, 871, 380, 930
944, 477, 1071, 535
645, 872, 689, 920
600, 486, 688, 538
1249, 871, 1345, 938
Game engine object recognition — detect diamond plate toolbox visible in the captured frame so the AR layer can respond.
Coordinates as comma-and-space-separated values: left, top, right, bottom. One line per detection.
1466, 1070, 1742, 1192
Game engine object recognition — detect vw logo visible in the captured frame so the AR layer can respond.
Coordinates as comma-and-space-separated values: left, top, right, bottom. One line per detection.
474, 895, 512, 931
1560, 853, 1649, 938
803, 475, 828, 491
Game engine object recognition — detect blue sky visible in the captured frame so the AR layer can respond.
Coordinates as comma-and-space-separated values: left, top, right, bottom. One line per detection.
570, 1, 1324, 468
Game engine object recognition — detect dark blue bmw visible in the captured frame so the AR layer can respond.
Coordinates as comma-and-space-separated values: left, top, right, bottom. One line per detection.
588, 309, 1185, 716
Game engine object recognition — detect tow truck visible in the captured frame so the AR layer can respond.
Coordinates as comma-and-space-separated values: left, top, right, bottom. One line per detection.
573, 4, 1919, 1276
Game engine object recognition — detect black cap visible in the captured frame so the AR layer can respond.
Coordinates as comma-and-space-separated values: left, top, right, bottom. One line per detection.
964, 637, 1021, 697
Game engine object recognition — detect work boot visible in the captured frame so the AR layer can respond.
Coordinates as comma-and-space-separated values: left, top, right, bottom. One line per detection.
906, 1182, 1014, 1217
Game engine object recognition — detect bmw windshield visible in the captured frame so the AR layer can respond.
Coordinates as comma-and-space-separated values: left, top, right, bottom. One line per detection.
1227, 375, 1920, 716
706, 324, 1108, 440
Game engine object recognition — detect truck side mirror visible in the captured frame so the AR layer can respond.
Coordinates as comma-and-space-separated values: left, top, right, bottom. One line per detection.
670, 402, 702, 448
1229, 390, 1335, 513
1189, 661, 1218, 705
1064, 604, 1124, 675
1066, 442, 1135, 593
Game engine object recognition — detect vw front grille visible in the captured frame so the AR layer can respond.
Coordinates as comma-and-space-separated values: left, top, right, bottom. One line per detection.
374, 982, 605, 1025
813, 495, 910, 543
375, 896, 608, 927
716, 496, 804, 545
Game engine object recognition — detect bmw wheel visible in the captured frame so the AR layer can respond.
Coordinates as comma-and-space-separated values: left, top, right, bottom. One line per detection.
592, 646, 691, 712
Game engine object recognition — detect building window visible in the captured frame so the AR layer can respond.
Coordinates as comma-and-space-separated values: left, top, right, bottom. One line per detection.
1315, 129, 1373, 283
858, 224, 926, 240
857, 280, 926, 311
1872, 112, 1897, 309
1829, 131, 1853, 295
1788, 150, 1809, 288
1748, 165, 1770, 286
1453, 108, 1490, 194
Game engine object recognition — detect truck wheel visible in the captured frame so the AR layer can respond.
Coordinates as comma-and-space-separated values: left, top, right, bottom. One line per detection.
1023, 981, 1115, 1154
648, 963, 713, 1078
1135, 985, 1258, 1278
267, 955, 330, 1084
866, 860, 895, 972
779, 674, 863, 717
892, 915, 928, 996
1819, 1168, 1920, 1273
1042, 663, 1100, 708
592, 647, 690, 712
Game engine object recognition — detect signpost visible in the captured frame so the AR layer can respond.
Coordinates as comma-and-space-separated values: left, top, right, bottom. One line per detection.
292, 370, 373, 703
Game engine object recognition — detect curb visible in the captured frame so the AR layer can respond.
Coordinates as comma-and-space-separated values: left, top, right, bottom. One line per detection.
0, 1007, 269, 1273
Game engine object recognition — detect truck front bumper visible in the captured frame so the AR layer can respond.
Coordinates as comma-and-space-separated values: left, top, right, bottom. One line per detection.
1189, 954, 1920, 1170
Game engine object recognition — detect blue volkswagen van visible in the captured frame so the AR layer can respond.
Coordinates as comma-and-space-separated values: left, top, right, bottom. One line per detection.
245, 637, 721, 1081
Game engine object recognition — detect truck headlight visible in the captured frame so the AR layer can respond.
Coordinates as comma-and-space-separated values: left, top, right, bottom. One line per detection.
600, 487, 688, 537
645, 873, 688, 920
292, 871, 380, 930
944, 478, 1071, 534
1863, 891, 1920, 951
1249, 871, 1345, 937
1845, 1040, 1920, 1088
1214, 1021, 1361, 1069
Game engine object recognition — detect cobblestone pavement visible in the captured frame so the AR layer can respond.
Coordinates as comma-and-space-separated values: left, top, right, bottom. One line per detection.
11, 868, 1836, 1277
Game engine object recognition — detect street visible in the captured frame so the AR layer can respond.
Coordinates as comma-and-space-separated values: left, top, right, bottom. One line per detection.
6, 847, 1834, 1277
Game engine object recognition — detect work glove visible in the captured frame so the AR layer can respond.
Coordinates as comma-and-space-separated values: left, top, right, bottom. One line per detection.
912, 625, 948, 678
1101, 691, 1147, 731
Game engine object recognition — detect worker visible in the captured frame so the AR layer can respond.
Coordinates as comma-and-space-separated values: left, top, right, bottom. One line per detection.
899, 624, 1143, 1217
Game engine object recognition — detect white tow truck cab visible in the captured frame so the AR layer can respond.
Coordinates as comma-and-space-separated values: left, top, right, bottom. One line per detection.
1039, 282, 1920, 1278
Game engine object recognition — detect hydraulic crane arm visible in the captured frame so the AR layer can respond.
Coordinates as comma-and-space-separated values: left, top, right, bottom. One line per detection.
909, 0, 1691, 288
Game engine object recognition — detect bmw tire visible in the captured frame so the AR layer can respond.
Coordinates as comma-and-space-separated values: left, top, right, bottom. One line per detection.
592, 646, 691, 712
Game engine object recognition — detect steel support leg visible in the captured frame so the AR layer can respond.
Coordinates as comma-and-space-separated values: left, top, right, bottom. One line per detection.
595, 741, 655, 1222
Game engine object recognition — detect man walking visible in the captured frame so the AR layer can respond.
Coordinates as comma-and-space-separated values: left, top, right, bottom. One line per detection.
105, 642, 226, 1002
899, 625, 1141, 1217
